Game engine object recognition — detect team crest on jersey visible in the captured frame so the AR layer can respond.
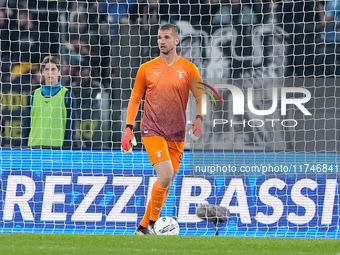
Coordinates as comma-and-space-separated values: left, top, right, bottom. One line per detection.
155, 150, 163, 158
177, 71, 185, 79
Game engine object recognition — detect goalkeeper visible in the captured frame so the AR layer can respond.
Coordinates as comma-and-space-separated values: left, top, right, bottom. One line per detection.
121, 23, 205, 235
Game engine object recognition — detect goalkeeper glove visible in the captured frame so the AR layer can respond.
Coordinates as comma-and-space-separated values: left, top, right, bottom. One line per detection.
188, 115, 203, 141
121, 126, 137, 154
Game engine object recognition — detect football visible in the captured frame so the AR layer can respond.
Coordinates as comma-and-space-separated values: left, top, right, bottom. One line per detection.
154, 216, 180, 236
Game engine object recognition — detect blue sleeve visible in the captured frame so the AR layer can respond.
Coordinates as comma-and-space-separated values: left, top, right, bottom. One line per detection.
99, 0, 108, 13
326, 1, 337, 19
64, 91, 79, 149
21, 93, 33, 147
128, 0, 137, 8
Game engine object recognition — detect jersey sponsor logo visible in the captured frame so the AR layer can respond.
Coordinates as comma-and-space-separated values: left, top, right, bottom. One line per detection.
177, 71, 186, 79
155, 150, 163, 158
154, 72, 162, 75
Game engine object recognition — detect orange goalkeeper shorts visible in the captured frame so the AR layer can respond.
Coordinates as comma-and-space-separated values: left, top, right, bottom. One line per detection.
142, 136, 185, 173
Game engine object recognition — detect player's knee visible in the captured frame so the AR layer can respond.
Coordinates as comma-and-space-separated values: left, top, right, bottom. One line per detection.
157, 175, 172, 188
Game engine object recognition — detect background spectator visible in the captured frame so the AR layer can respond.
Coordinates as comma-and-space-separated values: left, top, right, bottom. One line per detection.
21, 56, 79, 149
282, 0, 325, 76
322, 0, 340, 75
0, 8, 10, 62
99, 0, 137, 34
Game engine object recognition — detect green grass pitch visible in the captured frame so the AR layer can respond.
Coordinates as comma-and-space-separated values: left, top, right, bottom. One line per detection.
0, 233, 339, 255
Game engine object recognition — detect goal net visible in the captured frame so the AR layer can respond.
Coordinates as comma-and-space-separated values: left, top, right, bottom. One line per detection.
0, 0, 339, 238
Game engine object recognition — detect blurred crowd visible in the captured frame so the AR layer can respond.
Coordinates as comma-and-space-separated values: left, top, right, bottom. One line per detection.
0, 1, 338, 86
0, 0, 338, 87
0, 0, 339, 148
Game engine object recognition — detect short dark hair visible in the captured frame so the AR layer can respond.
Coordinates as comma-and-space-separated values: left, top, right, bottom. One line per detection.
41, 56, 60, 72
159, 24, 179, 38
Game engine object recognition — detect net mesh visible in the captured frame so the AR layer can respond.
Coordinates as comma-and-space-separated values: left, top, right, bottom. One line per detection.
0, 0, 339, 237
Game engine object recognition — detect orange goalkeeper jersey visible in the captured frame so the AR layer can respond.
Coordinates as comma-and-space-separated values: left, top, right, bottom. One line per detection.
128, 56, 204, 141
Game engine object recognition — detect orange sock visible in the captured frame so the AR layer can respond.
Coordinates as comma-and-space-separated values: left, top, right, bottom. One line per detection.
140, 199, 151, 228
164, 187, 170, 205
149, 181, 168, 222
140, 186, 170, 228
